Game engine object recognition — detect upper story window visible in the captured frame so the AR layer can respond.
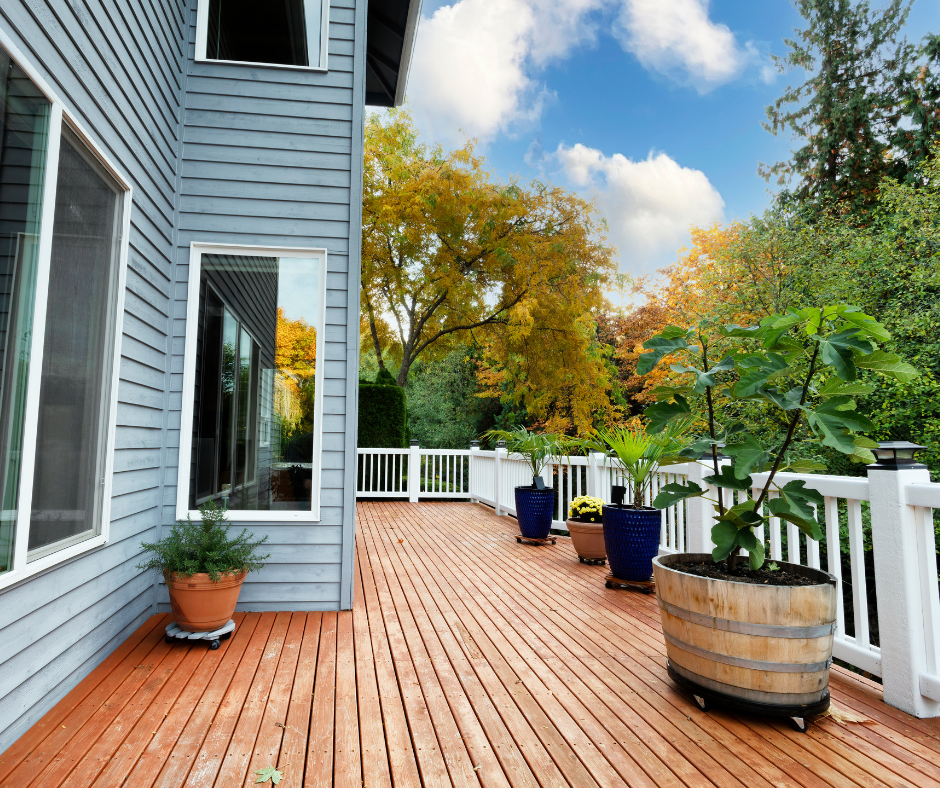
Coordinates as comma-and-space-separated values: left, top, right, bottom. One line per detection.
178, 244, 327, 523
0, 39, 131, 590
196, 0, 330, 70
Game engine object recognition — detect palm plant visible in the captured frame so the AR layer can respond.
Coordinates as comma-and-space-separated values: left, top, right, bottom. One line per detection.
594, 420, 692, 508
482, 427, 574, 487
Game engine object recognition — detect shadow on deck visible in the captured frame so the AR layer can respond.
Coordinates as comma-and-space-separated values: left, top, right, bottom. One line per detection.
2, 501, 940, 788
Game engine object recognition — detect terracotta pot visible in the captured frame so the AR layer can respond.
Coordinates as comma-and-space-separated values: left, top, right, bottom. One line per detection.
653, 553, 836, 717
164, 570, 247, 632
566, 518, 606, 560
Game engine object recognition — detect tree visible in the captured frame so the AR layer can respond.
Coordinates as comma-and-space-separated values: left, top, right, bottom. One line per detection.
362, 109, 618, 432
761, 0, 923, 215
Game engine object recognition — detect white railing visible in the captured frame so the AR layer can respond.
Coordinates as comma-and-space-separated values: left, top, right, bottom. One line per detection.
356, 444, 470, 502
356, 443, 940, 718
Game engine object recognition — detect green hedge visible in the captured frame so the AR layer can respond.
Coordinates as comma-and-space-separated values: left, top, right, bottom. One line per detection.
358, 382, 408, 448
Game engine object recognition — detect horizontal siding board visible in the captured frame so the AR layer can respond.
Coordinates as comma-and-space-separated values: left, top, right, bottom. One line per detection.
180, 195, 350, 222
183, 109, 351, 138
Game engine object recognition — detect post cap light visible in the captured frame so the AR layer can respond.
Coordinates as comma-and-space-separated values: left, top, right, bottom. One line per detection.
470, 440, 480, 447
410, 439, 419, 446
871, 440, 926, 469
496, 440, 506, 448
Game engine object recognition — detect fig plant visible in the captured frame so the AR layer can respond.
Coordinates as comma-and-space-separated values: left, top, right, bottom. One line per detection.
640, 305, 917, 570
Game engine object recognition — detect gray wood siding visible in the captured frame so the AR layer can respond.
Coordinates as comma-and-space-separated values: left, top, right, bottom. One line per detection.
0, 0, 185, 754
159, 0, 364, 613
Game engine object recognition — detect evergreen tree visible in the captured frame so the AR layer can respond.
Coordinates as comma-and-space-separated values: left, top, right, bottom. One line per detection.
761, 0, 918, 216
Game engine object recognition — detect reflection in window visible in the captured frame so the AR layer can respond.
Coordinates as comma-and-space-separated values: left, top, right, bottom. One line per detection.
205, 0, 322, 67
0, 52, 50, 573
191, 254, 321, 512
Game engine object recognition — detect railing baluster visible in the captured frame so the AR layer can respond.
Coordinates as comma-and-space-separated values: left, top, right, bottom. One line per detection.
824, 496, 846, 637
847, 498, 870, 647
769, 491, 782, 561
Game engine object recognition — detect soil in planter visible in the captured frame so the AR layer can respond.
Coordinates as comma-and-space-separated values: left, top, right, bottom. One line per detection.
674, 561, 821, 587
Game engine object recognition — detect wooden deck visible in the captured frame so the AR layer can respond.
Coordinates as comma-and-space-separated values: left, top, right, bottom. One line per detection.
3, 501, 940, 788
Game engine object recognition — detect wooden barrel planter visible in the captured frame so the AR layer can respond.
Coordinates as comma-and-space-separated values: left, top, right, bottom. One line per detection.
652, 553, 837, 721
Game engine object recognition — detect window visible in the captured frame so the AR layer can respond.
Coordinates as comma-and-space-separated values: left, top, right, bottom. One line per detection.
195, 0, 330, 70
0, 39, 130, 588
179, 244, 326, 522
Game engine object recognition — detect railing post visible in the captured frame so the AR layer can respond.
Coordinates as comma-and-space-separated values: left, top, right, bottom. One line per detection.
469, 441, 480, 503
494, 441, 506, 516
408, 440, 420, 503
868, 454, 939, 718
587, 452, 604, 499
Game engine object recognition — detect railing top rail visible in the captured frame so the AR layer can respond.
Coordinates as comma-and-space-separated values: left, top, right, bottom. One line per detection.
419, 449, 472, 456
357, 448, 410, 455
750, 470, 870, 501
906, 482, 940, 509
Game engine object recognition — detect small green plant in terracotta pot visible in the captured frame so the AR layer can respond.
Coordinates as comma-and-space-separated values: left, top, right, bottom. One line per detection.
138, 503, 270, 632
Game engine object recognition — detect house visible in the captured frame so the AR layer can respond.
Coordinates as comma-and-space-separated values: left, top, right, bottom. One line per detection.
0, 0, 419, 753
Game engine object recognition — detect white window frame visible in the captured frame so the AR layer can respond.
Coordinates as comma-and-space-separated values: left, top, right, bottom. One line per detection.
178, 242, 327, 523
195, 0, 330, 72
0, 30, 133, 592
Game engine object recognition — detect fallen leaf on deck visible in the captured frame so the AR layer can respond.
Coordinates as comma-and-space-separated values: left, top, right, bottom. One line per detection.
819, 704, 874, 724
255, 764, 288, 784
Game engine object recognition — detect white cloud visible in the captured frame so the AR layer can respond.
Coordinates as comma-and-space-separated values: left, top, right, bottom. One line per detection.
407, 0, 607, 141
555, 143, 724, 273
613, 0, 748, 91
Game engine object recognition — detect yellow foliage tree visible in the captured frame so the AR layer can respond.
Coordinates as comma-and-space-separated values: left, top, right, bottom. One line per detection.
362, 109, 618, 432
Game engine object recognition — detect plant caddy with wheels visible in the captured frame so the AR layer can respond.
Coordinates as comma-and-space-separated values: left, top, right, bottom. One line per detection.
638, 305, 917, 731
138, 502, 269, 649
483, 427, 573, 545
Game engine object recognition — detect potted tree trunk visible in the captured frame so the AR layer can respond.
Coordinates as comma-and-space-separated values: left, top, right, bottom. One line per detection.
566, 495, 606, 564
138, 503, 269, 634
638, 305, 917, 728
483, 427, 573, 541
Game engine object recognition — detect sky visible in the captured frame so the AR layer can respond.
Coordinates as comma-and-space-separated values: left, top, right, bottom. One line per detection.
384, 0, 938, 280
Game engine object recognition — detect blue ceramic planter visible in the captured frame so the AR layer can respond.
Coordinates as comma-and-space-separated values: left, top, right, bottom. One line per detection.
602, 504, 661, 581
515, 486, 555, 539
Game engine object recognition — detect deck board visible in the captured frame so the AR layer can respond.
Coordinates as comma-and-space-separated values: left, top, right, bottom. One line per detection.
2, 501, 939, 788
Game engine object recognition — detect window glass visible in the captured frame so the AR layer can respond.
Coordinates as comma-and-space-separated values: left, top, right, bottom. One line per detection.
190, 254, 321, 513
28, 131, 122, 558
0, 52, 50, 574
205, 0, 322, 67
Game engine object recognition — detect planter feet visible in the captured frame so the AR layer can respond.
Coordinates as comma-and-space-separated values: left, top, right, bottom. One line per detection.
667, 663, 827, 733
165, 619, 235, 650
516, 534, 556, 545
605, 574, 654, 594
578, 556, 606, 565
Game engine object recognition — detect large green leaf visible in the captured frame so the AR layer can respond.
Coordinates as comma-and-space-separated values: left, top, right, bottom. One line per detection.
768, 501, 823, 540
671, 355, 734, 394
636, 334, 691, 375
646, 384, 694, 402
703, 466, 754, 491
783, 458, 827, 473
805, 397, 875, 453
761, 313, 801, 348
760, 386, 803, 411
652, 481, 705, 508
644, 395, 692, 434
723, 433, 771, 479
736, 528, 765, 569
718, 324, 765, 339
816, 328, 873, 381
711, 521, 740, 561
840, 310, 891, 341
816, 378, 876, 397
853, 350, 919, 383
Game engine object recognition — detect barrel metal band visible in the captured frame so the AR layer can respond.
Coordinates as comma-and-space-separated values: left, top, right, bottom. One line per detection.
658, 599, 836, 639
663, 631, 832, 673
